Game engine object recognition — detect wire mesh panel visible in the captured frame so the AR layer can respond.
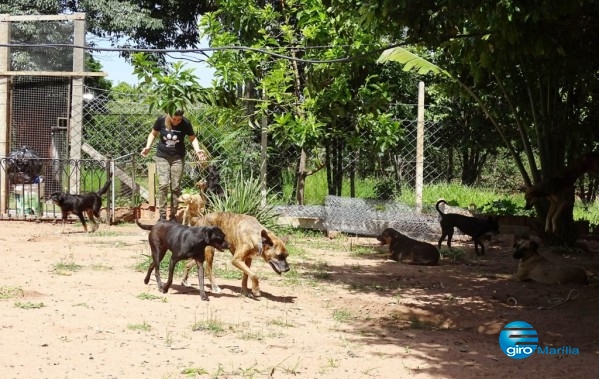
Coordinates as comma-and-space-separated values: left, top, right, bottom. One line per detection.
322, 195, 440, 238
9, 76, 71, 196
9, 18, 74, 72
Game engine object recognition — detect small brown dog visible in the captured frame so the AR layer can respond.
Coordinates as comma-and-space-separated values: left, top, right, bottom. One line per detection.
182, 212, 290, 298
511, 239, 588, 285
377, 228, 440, 265
177, 181, 208, 226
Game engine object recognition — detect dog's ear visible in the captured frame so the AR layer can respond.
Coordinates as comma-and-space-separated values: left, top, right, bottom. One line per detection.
261, 229, 275, 247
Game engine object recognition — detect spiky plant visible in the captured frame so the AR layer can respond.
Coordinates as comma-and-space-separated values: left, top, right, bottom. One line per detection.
207, 171, 278, 229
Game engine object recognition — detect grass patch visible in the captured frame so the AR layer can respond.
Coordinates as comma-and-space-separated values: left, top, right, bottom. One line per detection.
332, 308, 352, 323
270, 317, 294, 328
136, 292, 167, 302
311, 261, 331, 280
52, 255, 83, 275
286, 244, 309, 260
86, 230, 122, 237
439, 246, 465, 261
192, 319, 226, 335
15, 301, 44, 309
238, 327, 264, 341
181, 367, 209, 377
90, 263, 113, 271
128, 321, 152, 332
0, 286, 24, 299
282, 267, 301, 286
349, 245, 375, 257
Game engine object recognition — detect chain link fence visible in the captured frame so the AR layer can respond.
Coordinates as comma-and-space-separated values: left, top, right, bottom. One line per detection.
1, 83, 448, 224
80, 87, 445, 201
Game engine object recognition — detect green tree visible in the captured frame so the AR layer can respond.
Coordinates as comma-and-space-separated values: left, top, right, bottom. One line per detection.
200, 0, 410, 204
0, 0, 213, 50
369, 1, 599, 245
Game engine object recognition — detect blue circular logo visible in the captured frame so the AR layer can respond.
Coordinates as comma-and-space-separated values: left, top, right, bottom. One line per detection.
499, 321, 538, 359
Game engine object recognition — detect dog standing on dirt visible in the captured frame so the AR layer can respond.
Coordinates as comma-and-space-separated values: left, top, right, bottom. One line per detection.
511, 239, 588, 285
136, 219, 229, 301
435, 199, 499, 256
377, 228, 440, 265
50, 179, 111, 233
181, 212, 290, 298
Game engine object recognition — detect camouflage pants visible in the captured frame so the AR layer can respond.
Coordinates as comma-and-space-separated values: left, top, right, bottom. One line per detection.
155, 155, 184, 218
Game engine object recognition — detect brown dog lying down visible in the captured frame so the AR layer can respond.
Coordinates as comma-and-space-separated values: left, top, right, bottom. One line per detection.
136, 219, 229, 301
377, 228, 440, 266
511, 239, 588, 285
182, 212, 290, 298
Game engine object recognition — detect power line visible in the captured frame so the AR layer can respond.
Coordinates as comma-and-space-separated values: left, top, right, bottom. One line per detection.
0, 42, 405, 64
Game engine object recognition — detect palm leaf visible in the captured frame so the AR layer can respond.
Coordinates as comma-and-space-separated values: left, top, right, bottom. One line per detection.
376, 47, 453, 79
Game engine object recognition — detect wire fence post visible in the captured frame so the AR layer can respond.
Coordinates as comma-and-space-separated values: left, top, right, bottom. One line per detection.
260, 87, 268, 207
415, 81, 425, 213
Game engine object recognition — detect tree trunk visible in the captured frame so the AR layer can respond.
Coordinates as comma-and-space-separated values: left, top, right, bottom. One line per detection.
295, 148, 307, 205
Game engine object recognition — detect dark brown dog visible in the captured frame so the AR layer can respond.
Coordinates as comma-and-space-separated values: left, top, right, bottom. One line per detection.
181, 212, 290, 298
136, 219, 229, 301
436, 199, 499, 256
511, 239, 588, 285
377, 228, 440, 265
50, 179, 111, 233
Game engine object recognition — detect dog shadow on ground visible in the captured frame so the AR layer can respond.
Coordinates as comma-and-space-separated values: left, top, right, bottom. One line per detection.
167, 283, 297, 303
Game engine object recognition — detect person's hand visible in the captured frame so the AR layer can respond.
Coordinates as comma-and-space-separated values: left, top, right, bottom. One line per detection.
140, 147, 151, 157
196, 150, 208, 161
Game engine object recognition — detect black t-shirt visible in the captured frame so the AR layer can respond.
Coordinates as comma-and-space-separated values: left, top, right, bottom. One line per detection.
152, 115, 195, 159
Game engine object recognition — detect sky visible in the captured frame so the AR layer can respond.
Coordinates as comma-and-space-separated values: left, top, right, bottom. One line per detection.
91, 38, 215, 87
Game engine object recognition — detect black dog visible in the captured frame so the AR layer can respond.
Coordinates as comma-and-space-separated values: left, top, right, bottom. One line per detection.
136, 219, 229, 301
435, 199, 499, 256
50, 179, 111, 233
205, 164, 225, 197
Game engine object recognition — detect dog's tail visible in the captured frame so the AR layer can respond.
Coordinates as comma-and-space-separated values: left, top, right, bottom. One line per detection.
135, 218, 154, 231
435, 199, 447, 216
97, 178, 112, 197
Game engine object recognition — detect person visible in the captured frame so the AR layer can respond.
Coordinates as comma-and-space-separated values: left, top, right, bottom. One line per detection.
140, 109, 208, 220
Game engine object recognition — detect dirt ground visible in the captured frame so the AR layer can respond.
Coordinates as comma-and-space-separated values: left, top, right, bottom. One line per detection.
1, 220, 598, 379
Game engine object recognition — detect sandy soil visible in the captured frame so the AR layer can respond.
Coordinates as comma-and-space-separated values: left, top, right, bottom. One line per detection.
0, 220, 598, 379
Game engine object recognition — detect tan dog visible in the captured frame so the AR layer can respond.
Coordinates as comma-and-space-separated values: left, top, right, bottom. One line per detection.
182, 212, 290, 298
177, 181, 208, 226
511, 239, 588, 285
376, 228, 440, 265
524, 152, 599, 233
